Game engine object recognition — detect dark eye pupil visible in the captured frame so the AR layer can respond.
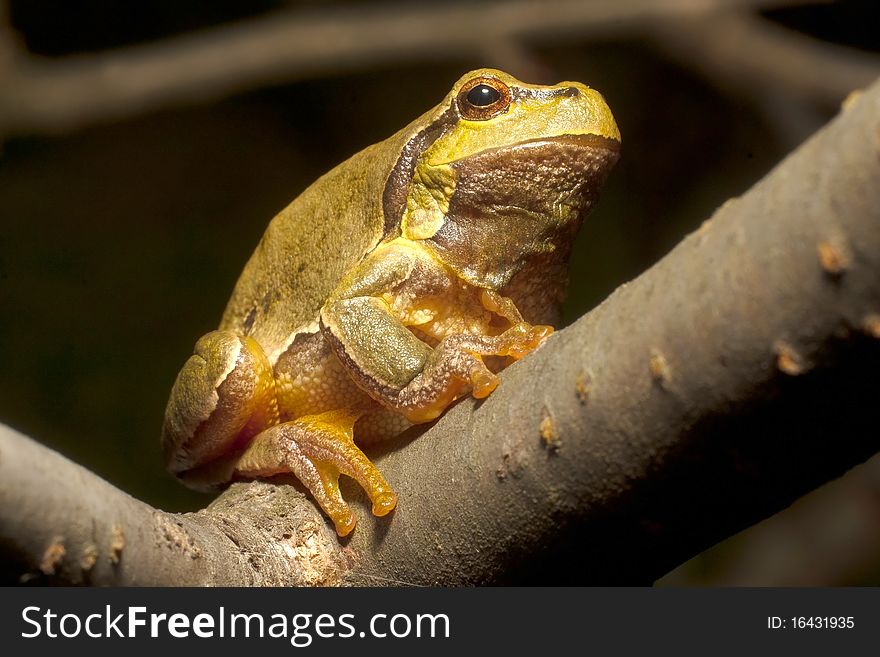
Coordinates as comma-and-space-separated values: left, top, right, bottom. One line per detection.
466, 84, 501, 107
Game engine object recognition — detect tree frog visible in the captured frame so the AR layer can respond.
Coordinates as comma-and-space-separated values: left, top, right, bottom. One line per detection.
161, 69, 620, 536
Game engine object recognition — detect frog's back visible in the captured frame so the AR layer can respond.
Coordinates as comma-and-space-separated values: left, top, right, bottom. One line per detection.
220, 143, 392, 361
219, 89, 458, 360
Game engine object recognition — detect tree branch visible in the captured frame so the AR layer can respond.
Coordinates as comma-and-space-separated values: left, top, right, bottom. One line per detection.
2, 75, 879, 586
650, 10, 880, 107
0, 0, 829, 137
0, 423, 348, 585
661, 451, 880, 585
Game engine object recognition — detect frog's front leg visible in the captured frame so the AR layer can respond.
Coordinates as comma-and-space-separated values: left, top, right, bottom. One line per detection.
320, 242, 553, 424
478, 288, 555, 359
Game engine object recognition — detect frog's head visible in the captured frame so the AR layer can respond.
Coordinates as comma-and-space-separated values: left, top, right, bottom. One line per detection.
385, 68, 620, 291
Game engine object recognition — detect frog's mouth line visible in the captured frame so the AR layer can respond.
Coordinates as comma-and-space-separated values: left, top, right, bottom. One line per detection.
439, 132, 620, 166
513, 132, 620, 153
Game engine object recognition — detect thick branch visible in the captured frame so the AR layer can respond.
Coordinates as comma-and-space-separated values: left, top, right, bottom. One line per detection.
2, 76, 880, 586
342, 80, 880, 584
0, 424, 347, 585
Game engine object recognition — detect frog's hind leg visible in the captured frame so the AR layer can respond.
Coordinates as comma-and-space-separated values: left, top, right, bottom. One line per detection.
162, 330, 279, 488
235, 409, 398, 537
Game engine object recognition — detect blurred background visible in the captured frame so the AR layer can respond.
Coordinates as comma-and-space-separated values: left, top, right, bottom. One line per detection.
0, 0, 878, 584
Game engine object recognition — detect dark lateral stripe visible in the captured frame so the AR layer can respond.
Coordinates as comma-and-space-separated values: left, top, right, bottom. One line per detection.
381, 106, 457, 237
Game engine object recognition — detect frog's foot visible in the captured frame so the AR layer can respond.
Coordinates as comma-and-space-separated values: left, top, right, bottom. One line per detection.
479, 289, 553, 359
235, 410, 397, 537
494, 322, 554, 360
388, 323, 552, 422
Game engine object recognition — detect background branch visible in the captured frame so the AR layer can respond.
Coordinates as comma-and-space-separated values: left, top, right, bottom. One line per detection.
662, 451, 880, 585
649, 9, 880, 147
651, 9, 880, 106
2, 0, 864, 138
2, 75, 879, 585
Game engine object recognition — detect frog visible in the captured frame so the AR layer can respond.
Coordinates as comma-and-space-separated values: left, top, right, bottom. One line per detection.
161, 68, 620, 536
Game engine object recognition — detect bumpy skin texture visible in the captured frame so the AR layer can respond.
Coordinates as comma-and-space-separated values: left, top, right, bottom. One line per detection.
161, 69, 620, 536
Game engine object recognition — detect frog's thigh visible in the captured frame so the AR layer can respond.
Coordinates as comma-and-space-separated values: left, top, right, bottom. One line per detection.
162, 330, 277, 484
235, 412, 397, 537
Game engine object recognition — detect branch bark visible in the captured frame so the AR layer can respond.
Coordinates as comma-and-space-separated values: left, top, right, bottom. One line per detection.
2, 75, 879, 586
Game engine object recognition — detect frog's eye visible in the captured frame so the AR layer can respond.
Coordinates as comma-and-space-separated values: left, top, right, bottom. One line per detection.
456, 77, 511, 120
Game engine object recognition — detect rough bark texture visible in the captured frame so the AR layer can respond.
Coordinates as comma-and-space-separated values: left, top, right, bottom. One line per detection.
2, 77, 879, 586
0, 428, 349, 585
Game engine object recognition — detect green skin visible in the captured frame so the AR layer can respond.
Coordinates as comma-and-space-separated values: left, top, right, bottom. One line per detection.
161, 68, 620, 536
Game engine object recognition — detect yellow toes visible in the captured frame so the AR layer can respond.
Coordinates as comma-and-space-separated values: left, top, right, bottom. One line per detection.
471, 368, 499, 399
332, 509, 357, 537
507, 325, 553, 359
371, 491, 398, 517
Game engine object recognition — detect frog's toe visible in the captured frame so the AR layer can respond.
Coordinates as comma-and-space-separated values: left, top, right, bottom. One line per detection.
470, 367, 499, 399
371, 491, 398, 517
503, 324, 554, 359
331, 508, 358, 537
